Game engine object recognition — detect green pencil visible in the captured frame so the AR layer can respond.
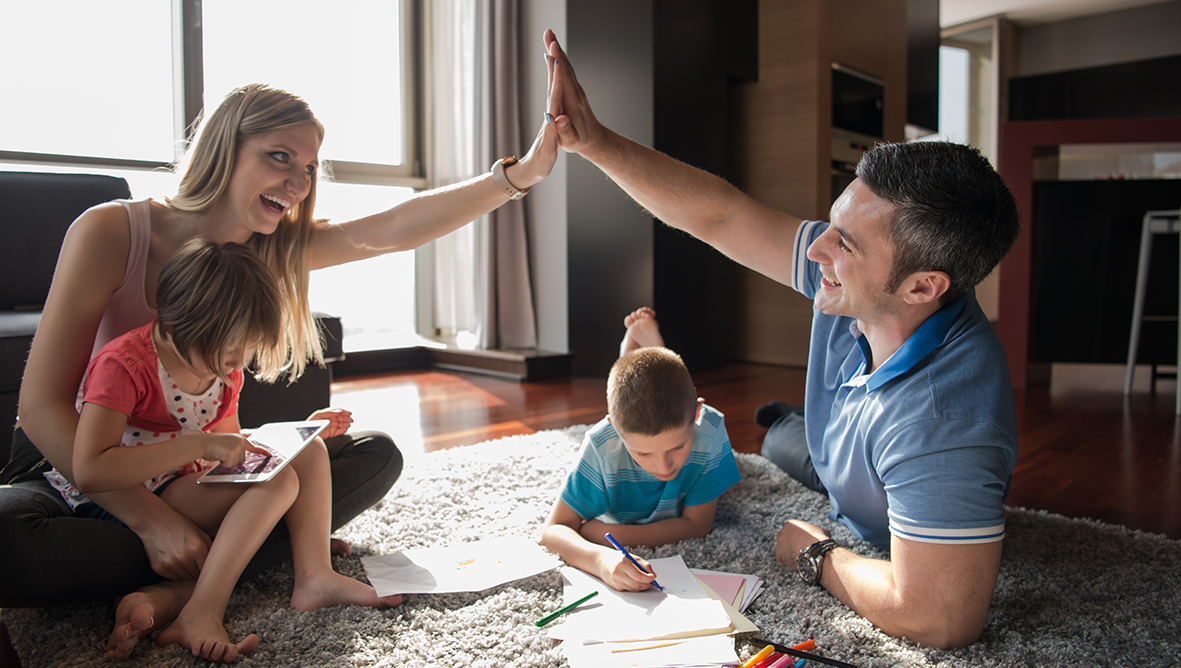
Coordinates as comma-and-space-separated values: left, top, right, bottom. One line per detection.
534, 590, 599, 627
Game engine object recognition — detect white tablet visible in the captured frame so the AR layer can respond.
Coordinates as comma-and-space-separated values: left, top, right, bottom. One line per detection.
197, 419, 330, 484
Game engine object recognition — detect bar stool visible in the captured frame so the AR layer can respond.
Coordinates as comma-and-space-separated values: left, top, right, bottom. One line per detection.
1124, 209, 1181, 415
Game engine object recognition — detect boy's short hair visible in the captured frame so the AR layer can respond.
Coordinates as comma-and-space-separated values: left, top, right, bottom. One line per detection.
607, 347, 697, 437
156, 238, 283, 385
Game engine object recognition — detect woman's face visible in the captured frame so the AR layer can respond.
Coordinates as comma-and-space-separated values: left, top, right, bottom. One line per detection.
222, 123, 322, 238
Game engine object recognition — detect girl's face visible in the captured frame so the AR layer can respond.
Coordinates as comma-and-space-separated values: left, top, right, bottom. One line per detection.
186, 342, 250, 384
222, 123, 322, 239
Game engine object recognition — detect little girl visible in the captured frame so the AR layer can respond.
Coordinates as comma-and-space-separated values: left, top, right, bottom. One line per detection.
55, 238, 398, 662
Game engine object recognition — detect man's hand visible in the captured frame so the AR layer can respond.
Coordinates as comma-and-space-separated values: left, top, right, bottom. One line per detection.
544, 29, 607, 157
775, 519, 831, 569
307, 407, 354, 439
137, 511, 212, 581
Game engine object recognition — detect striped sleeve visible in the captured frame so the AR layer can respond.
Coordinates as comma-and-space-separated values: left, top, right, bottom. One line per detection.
889, 519, 1006, 545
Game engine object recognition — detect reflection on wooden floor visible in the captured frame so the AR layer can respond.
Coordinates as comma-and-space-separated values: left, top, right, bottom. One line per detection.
331, 362, 1180, 539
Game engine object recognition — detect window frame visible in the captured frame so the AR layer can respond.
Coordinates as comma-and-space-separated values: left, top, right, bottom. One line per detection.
0, 0, 427, 189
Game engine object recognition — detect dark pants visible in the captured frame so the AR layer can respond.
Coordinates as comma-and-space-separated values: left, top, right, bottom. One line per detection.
0, 426, 402, 607
760, 411, 827, 495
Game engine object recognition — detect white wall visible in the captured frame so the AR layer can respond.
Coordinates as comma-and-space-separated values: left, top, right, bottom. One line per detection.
1018, 0, 1181, 76
521, 0, 568, 353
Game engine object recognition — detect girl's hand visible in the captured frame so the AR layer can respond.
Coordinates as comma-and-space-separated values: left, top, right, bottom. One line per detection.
200, 433, 253, 467
597, 550, 658, 592
307, 407, 354, 438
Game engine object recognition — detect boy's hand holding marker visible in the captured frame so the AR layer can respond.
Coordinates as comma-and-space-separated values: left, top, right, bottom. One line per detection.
602, 532, 663, 592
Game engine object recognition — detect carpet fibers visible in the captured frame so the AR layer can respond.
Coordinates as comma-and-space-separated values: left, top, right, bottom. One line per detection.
3, 426, 1179, 667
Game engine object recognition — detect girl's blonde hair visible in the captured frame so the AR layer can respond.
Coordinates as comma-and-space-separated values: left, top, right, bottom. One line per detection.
156, 239, 283, 388
167, 83, 326, 382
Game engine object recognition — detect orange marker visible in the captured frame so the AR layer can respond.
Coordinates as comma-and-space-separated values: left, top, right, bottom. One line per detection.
791, 640, 816, 651
750, 653, 784, 668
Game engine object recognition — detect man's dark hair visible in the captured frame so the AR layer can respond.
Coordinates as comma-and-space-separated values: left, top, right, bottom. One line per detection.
856, 141, 1020, 305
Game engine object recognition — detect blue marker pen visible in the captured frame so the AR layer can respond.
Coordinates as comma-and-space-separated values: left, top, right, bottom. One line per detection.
604, 532, 664, 591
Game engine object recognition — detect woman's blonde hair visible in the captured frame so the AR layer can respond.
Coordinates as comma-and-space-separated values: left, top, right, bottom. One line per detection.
167, 83, 326, 382
156, 239, 283, 388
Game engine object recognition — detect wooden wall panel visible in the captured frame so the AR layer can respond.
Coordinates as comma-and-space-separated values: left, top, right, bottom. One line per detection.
728, 0, 908, 367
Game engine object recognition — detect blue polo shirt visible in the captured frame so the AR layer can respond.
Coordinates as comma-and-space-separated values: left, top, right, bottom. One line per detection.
792, 221, 1019, 551
561, 404, 741, 525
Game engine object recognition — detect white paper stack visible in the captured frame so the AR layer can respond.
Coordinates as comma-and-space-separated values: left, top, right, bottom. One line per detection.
547, 556, 758, 668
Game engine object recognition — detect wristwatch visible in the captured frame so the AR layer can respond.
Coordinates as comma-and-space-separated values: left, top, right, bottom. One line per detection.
797, 538, 838, 586
490, 156, 531, 200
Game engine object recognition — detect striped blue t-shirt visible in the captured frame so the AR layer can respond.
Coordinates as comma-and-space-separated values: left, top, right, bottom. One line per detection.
561, 404, 741, 525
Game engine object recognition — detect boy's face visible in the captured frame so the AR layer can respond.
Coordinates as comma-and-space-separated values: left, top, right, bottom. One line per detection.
616, 414, 697, 482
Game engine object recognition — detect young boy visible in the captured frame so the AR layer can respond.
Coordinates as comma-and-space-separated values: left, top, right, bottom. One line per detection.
540, 308, 741, 591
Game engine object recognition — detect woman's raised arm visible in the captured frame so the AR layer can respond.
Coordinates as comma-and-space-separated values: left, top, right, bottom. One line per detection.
307, 118, 558, 270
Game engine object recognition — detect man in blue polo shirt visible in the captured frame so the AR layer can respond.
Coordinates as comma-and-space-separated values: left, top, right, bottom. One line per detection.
542, 29, 1021, 650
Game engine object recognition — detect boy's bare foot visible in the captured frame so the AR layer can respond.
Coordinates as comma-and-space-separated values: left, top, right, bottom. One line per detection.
290, 569, 403, 611
106, 580, 194, 660
620, 307, 665, 356
156, 608, 258, 663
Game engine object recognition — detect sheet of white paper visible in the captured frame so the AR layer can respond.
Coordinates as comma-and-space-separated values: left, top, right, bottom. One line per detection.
561, 634, 739, 668
548, 556, 733, 642
360, 536, 559, 596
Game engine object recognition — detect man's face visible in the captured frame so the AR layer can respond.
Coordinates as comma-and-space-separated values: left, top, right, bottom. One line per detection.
805, 179, 902, 324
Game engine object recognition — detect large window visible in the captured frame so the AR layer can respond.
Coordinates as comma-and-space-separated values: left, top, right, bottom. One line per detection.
1, 0, 423, 352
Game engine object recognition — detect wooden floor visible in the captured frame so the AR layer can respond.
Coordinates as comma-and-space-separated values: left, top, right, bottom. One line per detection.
332, 361, 1181, 541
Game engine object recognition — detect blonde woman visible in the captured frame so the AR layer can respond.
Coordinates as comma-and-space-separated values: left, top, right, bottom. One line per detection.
1, 83, 556, 658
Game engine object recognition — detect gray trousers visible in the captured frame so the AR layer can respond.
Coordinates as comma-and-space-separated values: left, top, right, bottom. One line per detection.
760, 411, 827, 495
0, 426, 402, 607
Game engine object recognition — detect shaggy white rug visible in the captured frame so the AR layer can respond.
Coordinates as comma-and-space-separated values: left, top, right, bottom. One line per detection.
3, 425, 1180, 667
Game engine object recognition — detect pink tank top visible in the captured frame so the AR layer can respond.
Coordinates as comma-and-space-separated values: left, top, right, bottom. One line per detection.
91, 199, 157, 357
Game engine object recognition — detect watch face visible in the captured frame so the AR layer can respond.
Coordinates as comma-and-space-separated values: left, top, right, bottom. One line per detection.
797, 554, 818, 584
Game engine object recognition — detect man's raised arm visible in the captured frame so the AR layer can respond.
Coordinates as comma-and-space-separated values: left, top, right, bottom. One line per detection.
544, 29, 806, 288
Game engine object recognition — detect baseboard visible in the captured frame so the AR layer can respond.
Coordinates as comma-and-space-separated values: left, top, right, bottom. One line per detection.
331, 346, 571, 382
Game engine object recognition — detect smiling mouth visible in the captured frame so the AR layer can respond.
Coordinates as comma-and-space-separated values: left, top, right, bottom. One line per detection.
260, 193, 290, 214
823, 276, 842, 288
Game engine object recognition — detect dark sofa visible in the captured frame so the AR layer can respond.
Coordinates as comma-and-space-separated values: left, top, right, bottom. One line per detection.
0, 171, 341, 464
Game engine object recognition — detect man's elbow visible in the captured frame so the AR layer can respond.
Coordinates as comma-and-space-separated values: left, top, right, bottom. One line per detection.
895, 608, 987, 650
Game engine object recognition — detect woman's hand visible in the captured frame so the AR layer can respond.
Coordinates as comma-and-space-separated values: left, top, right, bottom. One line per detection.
307, 407, 354, 439
136, 509, 213, 580
504, 113, 560, 190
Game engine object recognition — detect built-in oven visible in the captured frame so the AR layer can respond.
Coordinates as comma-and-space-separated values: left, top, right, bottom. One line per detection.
831, 62, 884, 204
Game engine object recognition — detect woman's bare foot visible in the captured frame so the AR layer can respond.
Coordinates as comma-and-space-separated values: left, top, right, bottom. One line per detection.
330, 537, 351, 557
156, 608, 258, 663
290, 569, 403, 611
106, 580, 194, 660
620, 307, 665, 356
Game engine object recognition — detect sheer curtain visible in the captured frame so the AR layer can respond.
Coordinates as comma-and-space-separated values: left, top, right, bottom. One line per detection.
429, 0, 537, 349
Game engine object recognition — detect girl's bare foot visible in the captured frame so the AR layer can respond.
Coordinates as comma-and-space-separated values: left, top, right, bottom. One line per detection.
620, 307, 665, 356
330, 537, 351, 557
156, 609, 258, 663
290, 569, 403, 611
106, 580, 194, 660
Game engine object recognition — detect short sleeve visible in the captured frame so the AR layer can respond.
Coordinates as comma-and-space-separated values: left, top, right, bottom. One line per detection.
560, 432, 612, 522
682, 412, 742, 507
82, 352, 147, 417
881, 419, 1014, 545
